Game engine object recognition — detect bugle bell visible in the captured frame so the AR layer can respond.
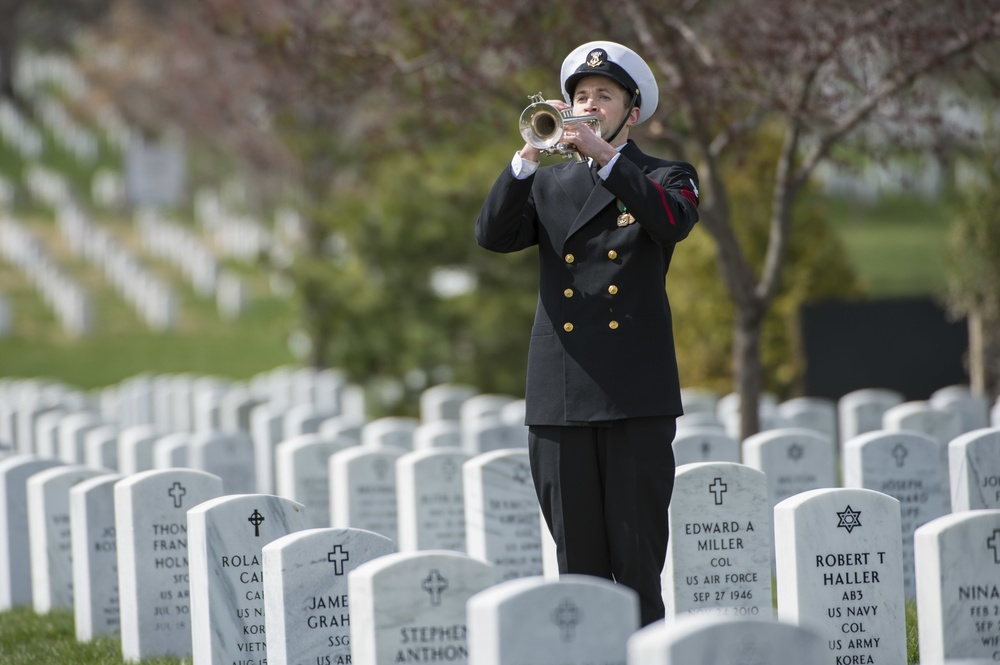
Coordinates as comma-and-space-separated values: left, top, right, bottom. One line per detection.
518, 92, 601, 163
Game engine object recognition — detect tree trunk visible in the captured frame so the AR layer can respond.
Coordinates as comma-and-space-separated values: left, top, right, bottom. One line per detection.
734, 302, 764, 439
968, 309, 985, 396
0, 0, 27, 105
0, 21, 17, 104
308, 315, 331, 370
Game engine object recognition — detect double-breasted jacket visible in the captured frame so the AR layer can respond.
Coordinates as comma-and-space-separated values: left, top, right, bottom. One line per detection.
476, 140, 700, 426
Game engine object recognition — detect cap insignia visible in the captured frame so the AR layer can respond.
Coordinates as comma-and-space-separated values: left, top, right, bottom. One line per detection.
586, 49, 606, 68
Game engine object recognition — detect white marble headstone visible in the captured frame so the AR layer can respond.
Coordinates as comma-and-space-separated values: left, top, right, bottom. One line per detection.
775, 488, 906, 665
929, 385, 990, 434
115, 468, 224, 662
420, 384, 477, 422
188, 493, 307, 665
676, 412, 725, 431
463, 418, 528, 455
348, 550, 495, 665
663, 463, 772, 619
680, 388, 719, 415
464, 449, 542, 581
275, 433, 352, 528
914, 509, 1000, 664
70, 473, 123, 641
461, 394, 516, 424
152, 432, 191, 469
843, 430, 948, 598
0, 454, 62, 609
414, 420, 463, 450
27, 464, 109, 612
188, 430, 257, 494
262, 527, 394, 665
627, 614, 823, 665
318, 416, 364, 447
467, 575, 639, 665
949, 427, 1000, 511
117, 424, 160, 475
283, 403, 337, 440
777, 397, 838, 444
362, 417, 419, 450
671, 428, 740, 466
397, 448, 470, 552
84, 425, 119, 470
330, 445, 405, 543
837, 388, 903, 445
57, 411, 102, 463
882, 401, 961, 446
742, 428, 836, 512
250, 403, 286, 495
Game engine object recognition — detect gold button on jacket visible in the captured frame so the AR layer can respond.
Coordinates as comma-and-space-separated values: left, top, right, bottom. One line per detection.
607, 250, 618, 260
565, 253, 575, 264
608, 285, 619, 295
609, 320, 619, 330
564, 288, 574, 298
563, 322, 574, 332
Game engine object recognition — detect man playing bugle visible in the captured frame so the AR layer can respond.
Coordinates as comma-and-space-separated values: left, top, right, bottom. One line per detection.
476, 40, 700, 626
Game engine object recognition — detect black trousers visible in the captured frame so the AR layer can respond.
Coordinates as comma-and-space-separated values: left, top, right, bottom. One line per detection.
528, 416, 676, 627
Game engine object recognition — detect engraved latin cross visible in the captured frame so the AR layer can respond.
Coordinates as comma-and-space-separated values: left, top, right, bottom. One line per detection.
988, 529, 1000, 564
328, 544, 350, 575
708, 478, 727, 505
168, 482, 186, 509
891, 443, 908, 468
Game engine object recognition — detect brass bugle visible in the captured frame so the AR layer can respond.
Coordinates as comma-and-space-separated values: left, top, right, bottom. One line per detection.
518, 92, 601, 163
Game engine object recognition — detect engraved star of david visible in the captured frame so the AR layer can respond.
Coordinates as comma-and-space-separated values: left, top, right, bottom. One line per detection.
836, 505, 862, 534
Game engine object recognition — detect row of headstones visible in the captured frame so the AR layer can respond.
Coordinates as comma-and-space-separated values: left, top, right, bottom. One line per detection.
57, 202, 179, 330
0, 100, 44, 159
23, 163, 73, 209
679, 384, 998, 445
0, 369, 527, 462
0, 381, 530, 525
193, 188, 276, 264
34, 95, 100, 164
665, 462, 1000, 664
0, 450, 544, 656
14, 49, 87, 99
0, 214, 93, 336
136, 208, 251, 319
5, 452, 1000, 664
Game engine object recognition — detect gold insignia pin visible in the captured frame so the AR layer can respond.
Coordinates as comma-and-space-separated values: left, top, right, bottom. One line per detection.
617, 212, 635, 227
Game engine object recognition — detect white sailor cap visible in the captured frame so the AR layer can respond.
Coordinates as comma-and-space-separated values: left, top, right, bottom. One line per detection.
560, 41, 659, 125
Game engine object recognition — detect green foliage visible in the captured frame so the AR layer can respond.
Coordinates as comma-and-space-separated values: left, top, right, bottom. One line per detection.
668, 130, 864, 397
284, 134, 537, 415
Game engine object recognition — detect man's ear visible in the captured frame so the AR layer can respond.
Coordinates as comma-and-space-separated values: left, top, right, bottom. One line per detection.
628, 105, 641, 126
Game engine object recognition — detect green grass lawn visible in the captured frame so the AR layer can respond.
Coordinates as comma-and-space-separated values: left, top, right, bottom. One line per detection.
0, 211, 299, 388
818, 193, 954, 298
0, 608, 181, 664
